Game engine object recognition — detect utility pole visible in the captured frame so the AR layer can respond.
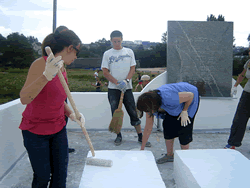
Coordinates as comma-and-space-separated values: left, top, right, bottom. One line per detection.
53, 0, 57, 32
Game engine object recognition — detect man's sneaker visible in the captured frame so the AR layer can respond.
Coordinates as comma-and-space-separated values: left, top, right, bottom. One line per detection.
138, 139, 151, 147
224, 144, 235, 149
114, 136, 122, 146
156, 154, 174, 164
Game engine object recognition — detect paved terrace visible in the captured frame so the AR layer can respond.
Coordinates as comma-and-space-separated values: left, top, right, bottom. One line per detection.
1, 128, 250, 188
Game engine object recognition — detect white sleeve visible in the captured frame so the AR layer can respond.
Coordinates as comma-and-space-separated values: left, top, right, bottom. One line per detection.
129, 49, 136, 67
101, 51, 109, 70
244, 59, 250, 70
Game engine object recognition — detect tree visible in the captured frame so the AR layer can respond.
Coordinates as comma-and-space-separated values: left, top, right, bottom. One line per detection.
27, 36, 39, 44
2, 32, 35, 68
161, 32, 167, 44
0, 34, 7, 66
207, 14, 217, 21
217, 14, 225, 21
207, 14, 225, 21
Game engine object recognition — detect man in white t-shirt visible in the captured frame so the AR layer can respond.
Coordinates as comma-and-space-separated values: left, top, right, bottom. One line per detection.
101, 30, 151, 147
93, 70, 99, 80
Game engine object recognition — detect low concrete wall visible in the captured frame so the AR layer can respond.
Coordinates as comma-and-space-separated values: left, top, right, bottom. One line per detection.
0, 99, 26, 180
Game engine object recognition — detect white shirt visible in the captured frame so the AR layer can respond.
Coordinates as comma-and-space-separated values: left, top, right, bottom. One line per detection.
94, 72, 98, 78
101, 47, 136, 89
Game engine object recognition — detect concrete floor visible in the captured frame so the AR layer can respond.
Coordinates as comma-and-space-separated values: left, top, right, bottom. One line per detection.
1, 129, 250, 188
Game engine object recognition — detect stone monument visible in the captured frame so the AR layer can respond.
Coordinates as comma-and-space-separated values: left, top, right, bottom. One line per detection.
167, 21, 233, 97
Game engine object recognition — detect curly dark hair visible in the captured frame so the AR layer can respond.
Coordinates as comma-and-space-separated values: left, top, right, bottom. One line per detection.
136, 90, 162, 118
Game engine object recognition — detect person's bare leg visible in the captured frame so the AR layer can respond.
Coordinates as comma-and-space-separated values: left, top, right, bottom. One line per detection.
135, 84, 139, 91
165, 139, 175, 156
180, 144, 189, 150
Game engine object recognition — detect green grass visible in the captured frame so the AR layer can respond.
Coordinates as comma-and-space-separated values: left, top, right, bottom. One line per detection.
0, 68, 159, 105
0, 68, 245, 105
0, 68, 28, 104
233, 76, 248, 88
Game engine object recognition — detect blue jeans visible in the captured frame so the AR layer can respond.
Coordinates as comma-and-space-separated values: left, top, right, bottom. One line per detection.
22, 126, 68, 188
108, 89, 141, 127
228, 91, 250, 147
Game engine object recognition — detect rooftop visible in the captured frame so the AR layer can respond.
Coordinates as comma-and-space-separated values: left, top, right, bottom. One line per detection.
1, 128, 250, 188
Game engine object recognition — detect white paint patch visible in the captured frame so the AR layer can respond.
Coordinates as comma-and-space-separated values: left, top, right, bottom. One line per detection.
79, 150, 165, 188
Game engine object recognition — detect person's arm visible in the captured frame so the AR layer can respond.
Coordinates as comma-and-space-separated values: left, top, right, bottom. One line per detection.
64, 101, 74, 117
178, 92, 194, 111
126, 66, 136, 80
141, 113, 154, 150
134, 77, 138, 82
234, 69, 247, 87
102, 68, 119, 85
19, 58, 48, 105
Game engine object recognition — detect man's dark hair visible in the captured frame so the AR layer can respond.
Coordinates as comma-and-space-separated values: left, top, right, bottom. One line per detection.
136, 90, 162, 118
110, 30, 123, 39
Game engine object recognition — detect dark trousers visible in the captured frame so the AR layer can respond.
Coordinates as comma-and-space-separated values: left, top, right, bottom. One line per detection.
65, 98, 68, 124
228, 91, 250, 147
22, 127, 69, 188
108, 89, 141, 126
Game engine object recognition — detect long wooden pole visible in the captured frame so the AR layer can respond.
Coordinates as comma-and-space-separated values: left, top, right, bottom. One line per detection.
45, 46, 95, 157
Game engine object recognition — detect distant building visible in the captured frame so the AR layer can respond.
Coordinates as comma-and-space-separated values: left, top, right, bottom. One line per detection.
134, 40, 142, 45
67, 58, 102, 69
142, 41, 150, 46
122, 41, 134, 45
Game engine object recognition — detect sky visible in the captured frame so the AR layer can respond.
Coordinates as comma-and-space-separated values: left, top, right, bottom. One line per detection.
0, 0, 249, 47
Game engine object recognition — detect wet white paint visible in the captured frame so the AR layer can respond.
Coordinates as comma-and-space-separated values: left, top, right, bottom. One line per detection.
79, 150, 165, 188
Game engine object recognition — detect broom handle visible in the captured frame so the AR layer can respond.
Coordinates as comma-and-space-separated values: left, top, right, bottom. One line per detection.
45, 47, 95, 157
118, 92, 124, 109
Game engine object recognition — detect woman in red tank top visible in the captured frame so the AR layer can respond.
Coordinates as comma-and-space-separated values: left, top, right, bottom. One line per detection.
19, 26, 82, 188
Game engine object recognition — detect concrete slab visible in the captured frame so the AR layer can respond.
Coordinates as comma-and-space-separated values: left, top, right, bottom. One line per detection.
79, 150, 165, 188
174, 149, 250, 188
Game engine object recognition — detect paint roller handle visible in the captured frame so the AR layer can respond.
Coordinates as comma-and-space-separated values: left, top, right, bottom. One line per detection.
75, 119, 95, 157
45, 46, 95, 157
44, 47, 81, 119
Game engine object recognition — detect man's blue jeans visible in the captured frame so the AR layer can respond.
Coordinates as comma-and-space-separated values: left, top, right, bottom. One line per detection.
108, 89, 141, 127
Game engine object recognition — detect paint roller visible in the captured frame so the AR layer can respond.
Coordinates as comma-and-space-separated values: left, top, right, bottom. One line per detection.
45, 46, 112, 167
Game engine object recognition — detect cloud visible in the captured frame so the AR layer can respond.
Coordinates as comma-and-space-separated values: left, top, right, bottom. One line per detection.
0, 26, 13, 38
0, 0, 52, 11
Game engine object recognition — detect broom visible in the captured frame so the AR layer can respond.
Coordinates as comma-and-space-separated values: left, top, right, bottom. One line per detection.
45, 46, 112, 167
109, 92, 124, 134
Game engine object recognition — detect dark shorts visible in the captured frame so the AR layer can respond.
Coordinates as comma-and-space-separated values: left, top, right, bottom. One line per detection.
162, 97, 200, 145
162, 113, 195, 145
